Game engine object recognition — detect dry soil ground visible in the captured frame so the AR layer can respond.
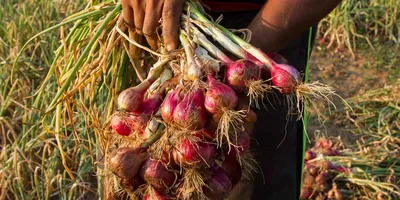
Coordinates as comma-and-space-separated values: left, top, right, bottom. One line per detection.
306, 42, 400, 146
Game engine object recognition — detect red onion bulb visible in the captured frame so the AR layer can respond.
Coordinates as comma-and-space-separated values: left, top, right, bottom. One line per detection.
173, 89, 207, 130
204, 75, 238, 116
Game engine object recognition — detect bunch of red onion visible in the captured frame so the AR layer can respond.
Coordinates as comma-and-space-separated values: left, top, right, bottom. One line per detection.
301, 139, 346, 199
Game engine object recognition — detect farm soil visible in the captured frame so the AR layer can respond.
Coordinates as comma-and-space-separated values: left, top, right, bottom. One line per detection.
306, 42, 400, 146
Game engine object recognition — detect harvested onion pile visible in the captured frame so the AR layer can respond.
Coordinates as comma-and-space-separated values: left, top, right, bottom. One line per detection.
301, 137, 400, 200
100, 1, 340, 199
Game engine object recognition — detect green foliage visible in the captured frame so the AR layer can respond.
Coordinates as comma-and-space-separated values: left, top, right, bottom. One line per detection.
319, 0, 400, 55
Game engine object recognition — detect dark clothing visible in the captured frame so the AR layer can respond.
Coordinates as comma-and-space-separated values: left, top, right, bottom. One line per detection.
210, 10, 317, 200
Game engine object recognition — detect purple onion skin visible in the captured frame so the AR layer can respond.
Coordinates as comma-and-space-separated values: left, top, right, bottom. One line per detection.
271, 64, 300, 94
140, 159, 176, 193
172, 138, 216, 168
225, 59, 261, 92
173, 89, 207, 130
204, 164, 233, 198
160, 90, 181, 124
222, 158, 242, 187
204, 75, 238, 115
304, 150, 316, 161
111, 114, 132, 136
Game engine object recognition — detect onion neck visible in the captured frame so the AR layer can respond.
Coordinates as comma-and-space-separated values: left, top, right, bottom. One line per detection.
140, 123, 166, 151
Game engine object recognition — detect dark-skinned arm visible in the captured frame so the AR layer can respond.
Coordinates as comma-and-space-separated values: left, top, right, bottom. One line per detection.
248, 0, 342, 53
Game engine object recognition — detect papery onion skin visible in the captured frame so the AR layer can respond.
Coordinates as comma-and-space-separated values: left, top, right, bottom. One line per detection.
204, 75, 238, 115
109, 147, 147, 180
172, 137, 216, 168
225, 59, 261, 92
111, 113, 133, 136
160, 90, 181, 123
173, 89, 207, 130
271, 64, 300, 94
117, 80, 154, 112
140, 159, 176, 193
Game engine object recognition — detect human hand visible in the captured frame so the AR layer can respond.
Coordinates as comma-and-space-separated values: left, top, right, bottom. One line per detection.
121, 0, 185, 50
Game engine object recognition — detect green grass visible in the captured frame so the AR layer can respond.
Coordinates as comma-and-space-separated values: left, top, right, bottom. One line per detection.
319, 0, 400, 56
0, 0, 100, 199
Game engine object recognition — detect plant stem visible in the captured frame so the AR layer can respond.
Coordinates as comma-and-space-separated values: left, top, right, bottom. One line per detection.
46, 4, 122, 112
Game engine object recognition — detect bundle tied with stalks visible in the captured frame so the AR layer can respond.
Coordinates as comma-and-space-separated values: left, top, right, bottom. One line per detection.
15, 0, 346, 199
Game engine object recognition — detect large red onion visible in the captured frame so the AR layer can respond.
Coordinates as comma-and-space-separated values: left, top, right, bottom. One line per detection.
109, 147, 147, 180
203, 164, 233, 199
221, 158, 242, 187
117, 79, 155, 112
160, 89, 181, 123
204, 75, 238, 116
225, 59, 261, 92
129, 93, 162, 138
173, 89, 207, 130
172, 137, 216, 168
111, 113, 133, 136
270, 63, 300, 94
140, 159, 176, 193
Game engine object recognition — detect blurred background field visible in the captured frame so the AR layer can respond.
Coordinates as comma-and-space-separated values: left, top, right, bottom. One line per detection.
0, 0, 399, 199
